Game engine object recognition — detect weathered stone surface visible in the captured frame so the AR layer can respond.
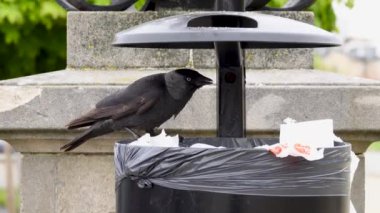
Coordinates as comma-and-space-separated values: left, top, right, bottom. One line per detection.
351, 154, 365, 213
1, 69, 380, 130
194, 48, 313, 70
21, 154, 115, 213
1, 69, 380, 154
56, 155, 115, 213
67, 11, 189, 69
21, 154, 56, 213
67, 11, 313, 69
193, 11, 314, 69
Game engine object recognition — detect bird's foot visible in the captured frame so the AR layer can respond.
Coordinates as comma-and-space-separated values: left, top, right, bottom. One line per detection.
147, 128, 159, 136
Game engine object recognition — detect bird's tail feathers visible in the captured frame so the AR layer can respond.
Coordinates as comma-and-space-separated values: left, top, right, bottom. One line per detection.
61, 121, 114, 152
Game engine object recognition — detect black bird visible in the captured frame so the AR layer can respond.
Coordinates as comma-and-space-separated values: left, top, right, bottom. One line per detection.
61, 69, 213, 152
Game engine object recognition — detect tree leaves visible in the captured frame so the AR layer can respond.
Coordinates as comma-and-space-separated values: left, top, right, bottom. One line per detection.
267, 0, 355, 32
0, 3, 24, 24
135, 0, 147, 10
0, 0, 67, 79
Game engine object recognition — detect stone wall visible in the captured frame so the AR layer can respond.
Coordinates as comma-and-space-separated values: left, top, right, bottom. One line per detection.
67, 11, 313, 70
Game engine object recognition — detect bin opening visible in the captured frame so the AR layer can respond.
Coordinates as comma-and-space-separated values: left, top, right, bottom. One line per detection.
187, 15, 258, 28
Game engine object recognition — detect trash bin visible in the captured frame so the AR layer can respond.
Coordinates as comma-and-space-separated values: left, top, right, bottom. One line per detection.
115, 138, 351, 213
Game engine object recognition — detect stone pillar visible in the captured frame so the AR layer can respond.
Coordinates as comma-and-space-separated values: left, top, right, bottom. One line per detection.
350, 142, 373, 213
0, 11, 379, 213
351, 154, 366, 213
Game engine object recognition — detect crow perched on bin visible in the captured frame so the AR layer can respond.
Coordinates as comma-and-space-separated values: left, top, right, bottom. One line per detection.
61, 68, 213, 152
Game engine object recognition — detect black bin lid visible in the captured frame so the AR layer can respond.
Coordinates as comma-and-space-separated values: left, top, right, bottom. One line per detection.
113, 12, 342, 49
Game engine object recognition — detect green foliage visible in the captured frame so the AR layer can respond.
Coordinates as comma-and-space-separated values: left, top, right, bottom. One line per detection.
135, 0, 147, 10
0, 188, 5, 207
313, 54, 336, 71
0, 0, 67, 80
87, 0, 111, 5
0, 187, 20, 210
268, 0, 354, 32
368, 142, 380, 152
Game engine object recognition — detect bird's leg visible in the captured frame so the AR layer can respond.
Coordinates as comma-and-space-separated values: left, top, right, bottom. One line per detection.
147, 128, 159, 136
125, 128, 140, 139
149, 128, 185, 142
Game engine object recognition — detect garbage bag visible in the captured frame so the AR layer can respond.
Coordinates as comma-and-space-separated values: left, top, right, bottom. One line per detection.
114, 137, 351, 197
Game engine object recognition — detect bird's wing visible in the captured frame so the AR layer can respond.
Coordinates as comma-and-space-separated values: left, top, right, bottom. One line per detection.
67, 74, 165, 129
66, 105, 122, 129
67, 89, 163, 129
111, 93, 159, 120
96, 73, 164, 108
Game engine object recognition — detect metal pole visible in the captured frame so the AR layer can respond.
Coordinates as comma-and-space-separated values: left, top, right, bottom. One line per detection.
214, 0, 246, 137
112, 0, 123, 4
215, 43, 246, 137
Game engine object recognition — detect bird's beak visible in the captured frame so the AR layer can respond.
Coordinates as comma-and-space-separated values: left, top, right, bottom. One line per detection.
196, 76, 213, 87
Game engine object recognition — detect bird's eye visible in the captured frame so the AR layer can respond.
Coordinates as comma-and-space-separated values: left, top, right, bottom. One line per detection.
186, 77, 191, 82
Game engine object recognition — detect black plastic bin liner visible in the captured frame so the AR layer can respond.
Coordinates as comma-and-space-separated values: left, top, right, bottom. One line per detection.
115, 138, 351, 213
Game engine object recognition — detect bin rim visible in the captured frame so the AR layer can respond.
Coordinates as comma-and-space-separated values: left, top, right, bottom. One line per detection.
115, 137, 351, 152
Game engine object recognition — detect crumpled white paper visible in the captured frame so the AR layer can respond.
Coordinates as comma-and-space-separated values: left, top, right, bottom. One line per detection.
128, 130, 179, 147
128, 130, 224, 149
256, 119, 337, 161
280, 118, 334, 148
190, 143, 225, 149
257, 142, 325, 161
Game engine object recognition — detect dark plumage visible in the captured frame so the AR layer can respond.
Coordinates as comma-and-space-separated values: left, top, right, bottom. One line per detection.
61, 69, 213, 152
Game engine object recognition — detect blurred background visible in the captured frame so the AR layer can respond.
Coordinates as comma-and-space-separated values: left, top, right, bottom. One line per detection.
0, 0, 379, 213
